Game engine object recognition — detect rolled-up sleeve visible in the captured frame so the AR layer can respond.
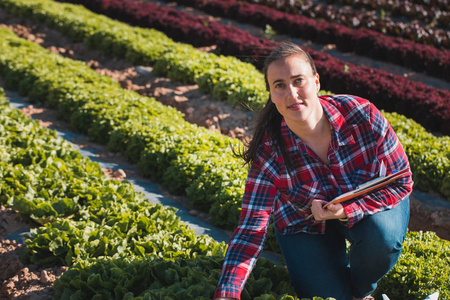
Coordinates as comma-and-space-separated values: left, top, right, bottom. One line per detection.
342, 103, 413, 227
214, 163, 277, 299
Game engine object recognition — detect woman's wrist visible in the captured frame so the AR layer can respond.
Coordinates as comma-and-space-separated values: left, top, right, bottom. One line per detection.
337, 209, 348, 221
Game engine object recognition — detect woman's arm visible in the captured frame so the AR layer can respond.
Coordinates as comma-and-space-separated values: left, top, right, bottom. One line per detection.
214, 163, 277, 299
340, 103, 413, 227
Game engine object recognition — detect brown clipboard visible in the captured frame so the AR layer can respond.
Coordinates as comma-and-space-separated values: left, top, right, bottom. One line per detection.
306, 166, 409, 220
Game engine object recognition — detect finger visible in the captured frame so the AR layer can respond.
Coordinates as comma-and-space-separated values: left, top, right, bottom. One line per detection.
311, 201, 326, 220
312, 199, 327, 206
327, 203, 344, 212
311, 201, 323, 215
311, 201, 322, 210
326, 203, 338, 212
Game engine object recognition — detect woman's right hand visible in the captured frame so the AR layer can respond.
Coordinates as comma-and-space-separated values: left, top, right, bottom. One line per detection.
311, 199, 346, 221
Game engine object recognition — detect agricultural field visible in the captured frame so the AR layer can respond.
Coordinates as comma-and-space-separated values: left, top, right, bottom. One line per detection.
0, 0, 449, 299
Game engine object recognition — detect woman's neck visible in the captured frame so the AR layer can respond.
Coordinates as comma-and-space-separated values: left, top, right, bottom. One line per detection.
289, 107, 329, 143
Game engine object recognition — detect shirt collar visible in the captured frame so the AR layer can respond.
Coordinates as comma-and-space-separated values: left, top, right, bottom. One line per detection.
320, 97, 355, 149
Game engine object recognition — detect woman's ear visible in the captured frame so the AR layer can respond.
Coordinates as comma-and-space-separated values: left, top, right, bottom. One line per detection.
315, 74, 321, 93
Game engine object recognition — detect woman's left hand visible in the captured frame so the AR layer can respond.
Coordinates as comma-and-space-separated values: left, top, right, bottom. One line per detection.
310, 199, 347, 221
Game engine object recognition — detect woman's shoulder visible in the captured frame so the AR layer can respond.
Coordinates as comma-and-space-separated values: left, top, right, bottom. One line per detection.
320, 94, 371, 109
253, 133, 283, 166
320, 94, 374, 124
257, 133, 280, 156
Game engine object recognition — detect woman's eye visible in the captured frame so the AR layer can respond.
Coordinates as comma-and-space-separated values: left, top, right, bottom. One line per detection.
294, 78, 303, 84
275, 83, 285, 89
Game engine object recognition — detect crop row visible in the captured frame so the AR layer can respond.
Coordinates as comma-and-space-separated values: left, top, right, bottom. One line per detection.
0, 86, 449, 298
53, 0, 450, 135
0, 89, 306, 300
323, 0, 449, 29
158, 0, 450, 78
246, 0, 450, 49
412, 0, 449, 10
0, 0, 448, 201
0, 2, 265, 113
253, 0, 450, 29
263, 0, 449, 12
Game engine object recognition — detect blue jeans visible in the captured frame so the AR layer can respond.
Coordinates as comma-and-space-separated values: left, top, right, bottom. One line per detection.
275, 198, 410, 300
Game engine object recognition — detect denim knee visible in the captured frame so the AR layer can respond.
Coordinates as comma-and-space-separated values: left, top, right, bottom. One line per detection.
345, 198, 410, 297
346, 198, 409, 252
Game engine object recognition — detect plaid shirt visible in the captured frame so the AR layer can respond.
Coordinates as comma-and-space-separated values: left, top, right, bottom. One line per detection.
214, 95, 413, 299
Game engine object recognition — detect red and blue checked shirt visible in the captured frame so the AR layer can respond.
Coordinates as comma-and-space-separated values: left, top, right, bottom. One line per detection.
214, 95, 413, 299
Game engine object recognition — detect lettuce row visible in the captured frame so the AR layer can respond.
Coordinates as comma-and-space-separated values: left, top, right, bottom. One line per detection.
53, 255, 300, 300
53, 230, 449, 300
385, 112, 450, 198
374, 231, 449, 300
0, 91, 226, 265
0, 0, 269, 112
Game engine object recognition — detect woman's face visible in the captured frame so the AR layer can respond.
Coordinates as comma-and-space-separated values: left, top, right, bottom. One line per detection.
266, 54, 321, 126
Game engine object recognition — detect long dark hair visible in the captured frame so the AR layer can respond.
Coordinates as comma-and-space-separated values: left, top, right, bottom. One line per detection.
235, 42, 318, 170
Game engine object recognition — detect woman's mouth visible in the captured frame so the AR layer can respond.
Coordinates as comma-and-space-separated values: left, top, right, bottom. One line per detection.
287, 102, 303, 110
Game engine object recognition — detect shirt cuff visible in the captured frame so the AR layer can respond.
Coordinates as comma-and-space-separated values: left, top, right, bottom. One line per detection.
342, 203, 364, 227
214, 284, 241, 300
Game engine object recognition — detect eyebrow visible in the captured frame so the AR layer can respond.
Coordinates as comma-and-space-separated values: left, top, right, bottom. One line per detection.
271, 74, 304, 85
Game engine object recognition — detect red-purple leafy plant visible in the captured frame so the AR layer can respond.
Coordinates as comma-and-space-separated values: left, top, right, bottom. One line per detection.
174, 0, 450, 80
56, 0, 450, 135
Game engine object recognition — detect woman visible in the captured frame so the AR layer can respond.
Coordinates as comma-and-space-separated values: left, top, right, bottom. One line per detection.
214, 42, 412, 300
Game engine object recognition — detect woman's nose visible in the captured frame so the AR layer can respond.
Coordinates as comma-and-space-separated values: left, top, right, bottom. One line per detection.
288, 84, 298, 98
